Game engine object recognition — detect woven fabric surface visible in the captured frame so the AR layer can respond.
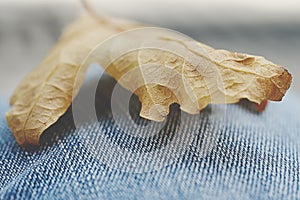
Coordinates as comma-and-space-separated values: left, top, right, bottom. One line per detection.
0, 74, 299, 199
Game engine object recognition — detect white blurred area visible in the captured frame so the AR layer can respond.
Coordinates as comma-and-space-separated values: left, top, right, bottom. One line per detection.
0, 0, 300, 97
1, 0, 300, 23
89, 0, 300, 26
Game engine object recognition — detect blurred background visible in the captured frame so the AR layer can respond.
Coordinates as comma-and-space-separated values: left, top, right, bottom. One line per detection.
0, 0, 300, 100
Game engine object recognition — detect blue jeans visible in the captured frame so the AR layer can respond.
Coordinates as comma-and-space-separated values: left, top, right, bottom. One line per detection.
0, 77, 299, 199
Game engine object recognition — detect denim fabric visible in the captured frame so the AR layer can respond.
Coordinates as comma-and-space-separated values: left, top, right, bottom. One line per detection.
0, 76, 300, 199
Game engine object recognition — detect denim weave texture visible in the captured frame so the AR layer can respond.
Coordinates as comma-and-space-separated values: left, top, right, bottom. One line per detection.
0, 79, 300, 200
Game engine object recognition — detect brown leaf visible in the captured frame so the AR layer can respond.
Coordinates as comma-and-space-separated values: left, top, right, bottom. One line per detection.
6, 14, 292, 147
6, 15, 139, 147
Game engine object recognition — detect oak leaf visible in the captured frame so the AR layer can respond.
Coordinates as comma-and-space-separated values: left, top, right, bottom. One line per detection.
6, 14, 292, 147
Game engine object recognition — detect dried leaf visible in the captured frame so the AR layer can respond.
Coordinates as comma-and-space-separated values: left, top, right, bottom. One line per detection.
6, 16, 140, 147
6, 14, 292, 147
